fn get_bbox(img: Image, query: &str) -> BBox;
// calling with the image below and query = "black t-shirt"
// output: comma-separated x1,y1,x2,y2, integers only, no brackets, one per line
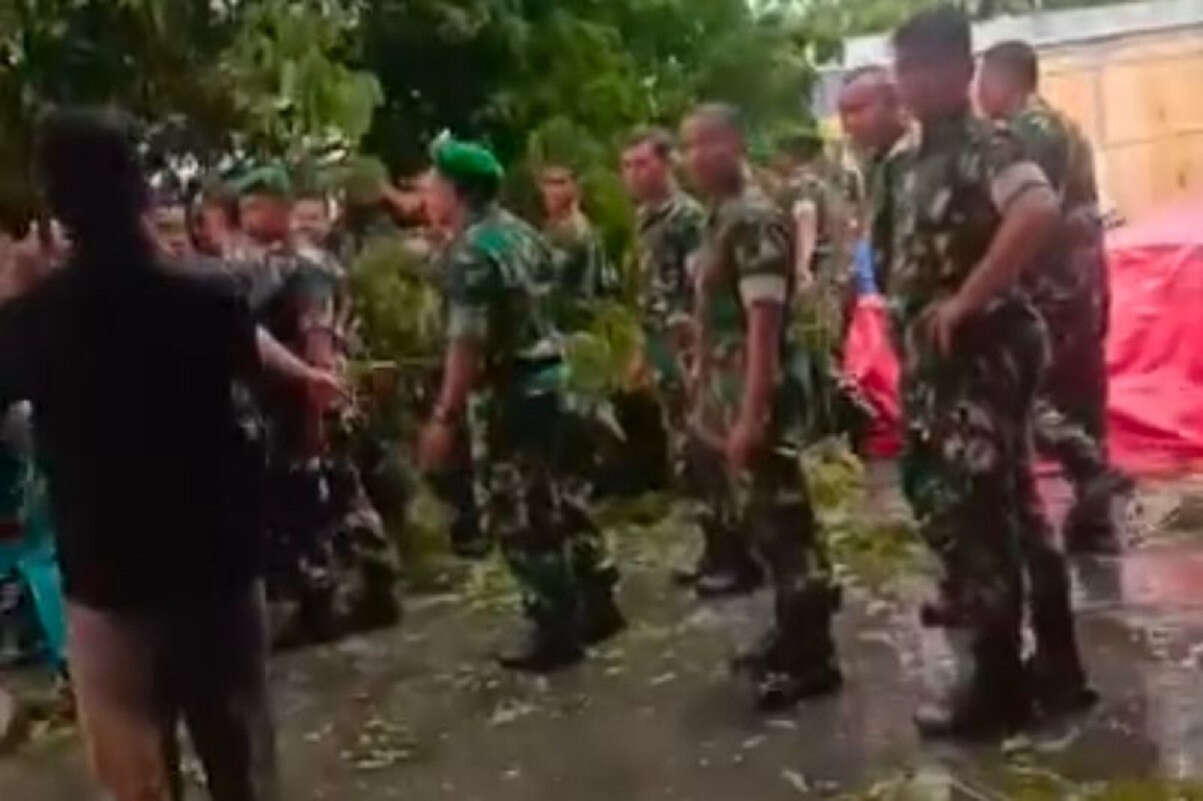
0,242,263,609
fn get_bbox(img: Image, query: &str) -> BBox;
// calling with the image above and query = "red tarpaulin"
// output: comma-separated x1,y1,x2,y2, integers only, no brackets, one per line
842,197,1203,474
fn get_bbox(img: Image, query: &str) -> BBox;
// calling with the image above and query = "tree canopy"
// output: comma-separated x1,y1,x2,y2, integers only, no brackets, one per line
0,0,1129,224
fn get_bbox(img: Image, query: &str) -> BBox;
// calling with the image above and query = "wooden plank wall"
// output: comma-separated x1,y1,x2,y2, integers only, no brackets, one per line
1040,26,1203,220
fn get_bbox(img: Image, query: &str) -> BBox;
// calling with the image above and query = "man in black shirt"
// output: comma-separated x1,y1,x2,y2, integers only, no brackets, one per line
2,108,341,801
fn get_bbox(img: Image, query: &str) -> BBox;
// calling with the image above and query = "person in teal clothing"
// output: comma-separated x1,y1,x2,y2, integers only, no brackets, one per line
0,401,67,674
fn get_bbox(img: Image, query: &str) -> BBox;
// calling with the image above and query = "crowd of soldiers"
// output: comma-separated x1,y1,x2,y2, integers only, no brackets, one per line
0,3,1132,756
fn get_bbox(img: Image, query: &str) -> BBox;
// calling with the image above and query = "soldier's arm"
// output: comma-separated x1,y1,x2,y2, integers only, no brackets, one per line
792,198,818,289
955,159,1059,317
432,249,489,420
256,327,345,407
734,214,790,435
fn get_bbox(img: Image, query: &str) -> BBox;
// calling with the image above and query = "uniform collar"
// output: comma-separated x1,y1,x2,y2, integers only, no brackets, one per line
637,187,681,228
918,104,973,153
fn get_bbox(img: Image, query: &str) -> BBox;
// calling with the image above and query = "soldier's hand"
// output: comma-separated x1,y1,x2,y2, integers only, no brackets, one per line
305,368,349,410
419,419,457,472
726,416,764,474
923,293,971,357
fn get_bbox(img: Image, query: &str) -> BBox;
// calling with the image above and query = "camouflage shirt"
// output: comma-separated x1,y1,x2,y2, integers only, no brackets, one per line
693,178,800,446
775,164,841,264
864,128,916,292
635,189,705,332
441,204,559,400
1010,95,1098,213
544,210,618,300
1008,95,1106,337
888,109,1050,331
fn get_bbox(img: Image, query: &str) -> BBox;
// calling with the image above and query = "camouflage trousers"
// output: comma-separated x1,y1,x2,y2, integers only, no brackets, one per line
1032,314,1111,489
683,431,834,628
897,304,1047,640
471,393,617,635
265,455,400,647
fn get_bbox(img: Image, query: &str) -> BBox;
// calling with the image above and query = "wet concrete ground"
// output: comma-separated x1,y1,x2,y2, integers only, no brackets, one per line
5,464,1203,799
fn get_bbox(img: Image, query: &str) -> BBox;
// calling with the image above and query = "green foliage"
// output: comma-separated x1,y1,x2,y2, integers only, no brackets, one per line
348,234,444,361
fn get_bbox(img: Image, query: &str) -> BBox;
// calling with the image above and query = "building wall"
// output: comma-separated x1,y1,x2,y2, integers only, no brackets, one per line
1029,25,1203,219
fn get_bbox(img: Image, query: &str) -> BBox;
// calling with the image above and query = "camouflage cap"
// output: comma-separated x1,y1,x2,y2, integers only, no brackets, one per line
430,133,504,190
230,161,292,197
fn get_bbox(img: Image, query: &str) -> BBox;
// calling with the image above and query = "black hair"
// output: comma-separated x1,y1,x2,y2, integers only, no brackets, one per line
685,102,746,140
892,5,973,65
982,40,1039,93
842,64,891,88
624,126,674,161
35,106,148,241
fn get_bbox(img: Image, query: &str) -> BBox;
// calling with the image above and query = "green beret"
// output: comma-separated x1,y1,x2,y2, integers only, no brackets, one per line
430,133,503,189
230,162,292,197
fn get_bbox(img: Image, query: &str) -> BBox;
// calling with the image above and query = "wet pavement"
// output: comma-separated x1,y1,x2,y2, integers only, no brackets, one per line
5,465,1203,800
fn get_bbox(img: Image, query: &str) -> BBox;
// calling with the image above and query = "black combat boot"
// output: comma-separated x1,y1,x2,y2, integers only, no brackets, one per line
1024,540,1097,716
1064,469,1134,555
733,586,843,712
578,567,627,646
497,611,584,673
914,623,1031,739
693,523,764,598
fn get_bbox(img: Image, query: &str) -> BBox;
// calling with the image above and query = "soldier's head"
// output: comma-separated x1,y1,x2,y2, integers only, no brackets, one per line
537,164,580,219
892,5,975,123
621,127,674,204
147,186,193,261
193,180,238,258
291,191,332,248
234,164,292,246
428,135,504,230
35,106,148,248
681,103,745,197
977,41,1039,120
838,65,905,154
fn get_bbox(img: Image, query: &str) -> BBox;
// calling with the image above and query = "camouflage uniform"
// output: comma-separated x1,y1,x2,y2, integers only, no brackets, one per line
440,205,619,652
863,129,916,293
543,210,619,327
1009,95,1126,548
888,111,1056,716
776,163,851,343
690,178,841,706
230,240,400,647
635,189,706,473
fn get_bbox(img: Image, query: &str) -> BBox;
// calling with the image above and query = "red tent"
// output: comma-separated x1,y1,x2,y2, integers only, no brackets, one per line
843,197,1203,474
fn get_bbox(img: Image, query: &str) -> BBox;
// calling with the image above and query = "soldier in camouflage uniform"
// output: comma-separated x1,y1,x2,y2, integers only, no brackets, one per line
890,8,1091,737
979,40,1131,554
228,165,400,647
419,136,624,672
837,65,914,294
681,104,842,711
538,163,620,322
619,127,749,589
771,129,853,342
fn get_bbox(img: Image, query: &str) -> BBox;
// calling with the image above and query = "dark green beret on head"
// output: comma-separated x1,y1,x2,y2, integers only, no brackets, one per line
430,133,503,197
231,162,292,197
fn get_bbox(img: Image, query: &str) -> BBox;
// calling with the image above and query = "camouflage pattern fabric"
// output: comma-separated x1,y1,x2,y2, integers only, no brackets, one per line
231,240,399,647
441,204,616,634
888,111,1052,636
863,129,916,294
543,210,620,327
776,164,852,342
1008,95,1114,492
690,177,834,629
634,190,706,476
